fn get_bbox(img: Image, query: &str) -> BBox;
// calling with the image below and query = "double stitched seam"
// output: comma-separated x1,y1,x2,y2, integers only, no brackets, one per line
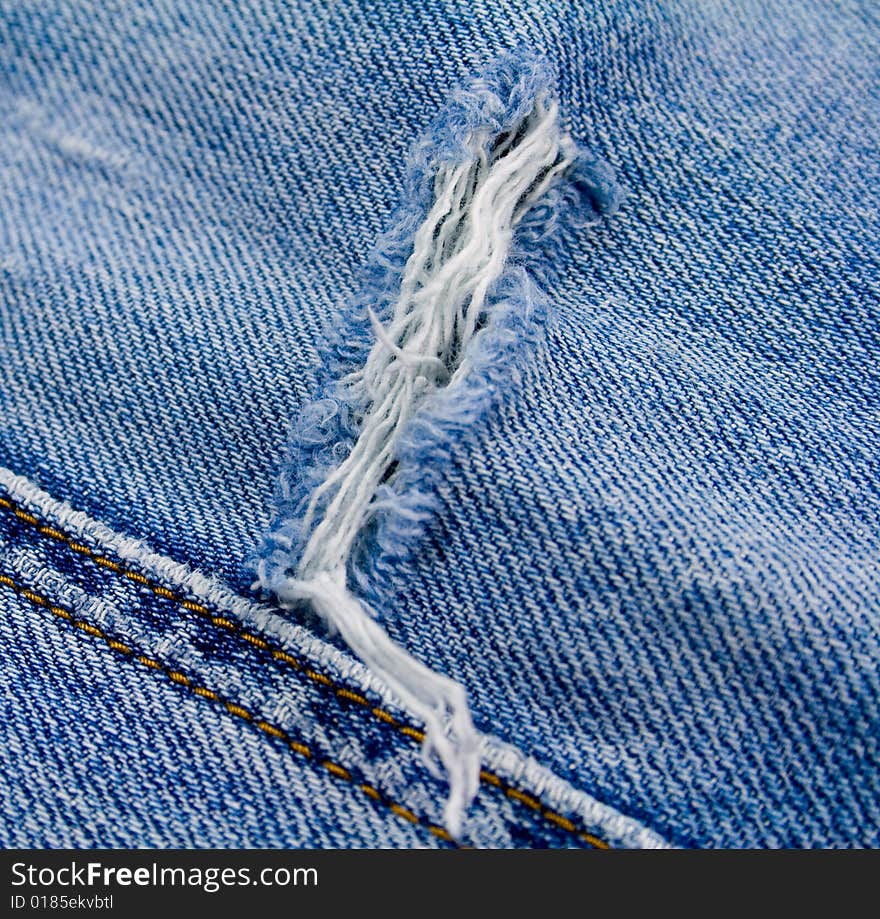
0,571,455,846
0,495,608,848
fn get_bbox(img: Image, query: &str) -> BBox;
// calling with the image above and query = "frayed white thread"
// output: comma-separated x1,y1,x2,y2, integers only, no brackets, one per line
273,570,479,837
273,97,575,838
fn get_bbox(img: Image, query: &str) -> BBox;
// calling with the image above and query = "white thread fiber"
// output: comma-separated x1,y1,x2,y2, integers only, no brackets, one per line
282,99,574,837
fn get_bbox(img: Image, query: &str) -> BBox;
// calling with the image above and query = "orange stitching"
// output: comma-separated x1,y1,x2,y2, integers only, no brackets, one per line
479,769,503,787
575,828,608,849
93,557,122,573
304,669,333,687
181,599,209,613
271,648,301,668
389,804,419,824
322,760,352,781
241,633,269,650
288,740,312,759
542,810,576,833
506,787,542,811
335,688,370,706
255,720,285,739
0,495,610,848
372,707,399,726
74,622,104,638
225,702,252,720
0,573,454,846
400,725,426,742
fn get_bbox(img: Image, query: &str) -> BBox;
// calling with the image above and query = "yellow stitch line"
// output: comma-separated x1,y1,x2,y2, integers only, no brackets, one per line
305,669,333,686
399,726,426,742
322,761,352,781
137,656,162,670
74,621,105,638
271,649,300,667
151,586,177,600
506,788,541,811
255,720,286,739
0,504,608,849
335,688,370,706
542,810,577,833
241,632,269,650
38,526,66,540
181,599,209,614
225,702,252,720
21,589,47,606
389,804,419,824
93,556,122,572
579,832,610,850
0,569,464,849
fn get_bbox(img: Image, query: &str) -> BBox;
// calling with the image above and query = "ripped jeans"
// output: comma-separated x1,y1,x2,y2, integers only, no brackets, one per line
1,0,878,848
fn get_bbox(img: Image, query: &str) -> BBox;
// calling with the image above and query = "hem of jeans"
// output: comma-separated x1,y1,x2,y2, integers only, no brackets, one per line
480,737,670,849
0,566,457,847
0,465,670,849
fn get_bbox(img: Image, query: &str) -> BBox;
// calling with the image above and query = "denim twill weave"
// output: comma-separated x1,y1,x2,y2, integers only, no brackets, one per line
0,1,877,847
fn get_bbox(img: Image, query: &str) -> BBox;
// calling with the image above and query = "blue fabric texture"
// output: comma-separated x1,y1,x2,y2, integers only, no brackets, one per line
1,1,878,847
2,470,661,847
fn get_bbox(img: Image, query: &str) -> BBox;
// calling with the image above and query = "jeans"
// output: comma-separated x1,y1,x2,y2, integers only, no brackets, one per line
1,0,877,848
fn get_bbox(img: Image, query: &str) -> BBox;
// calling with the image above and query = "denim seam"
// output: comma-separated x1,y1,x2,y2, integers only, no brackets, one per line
0,493,610,848
0,467,671,849
0,570,458,846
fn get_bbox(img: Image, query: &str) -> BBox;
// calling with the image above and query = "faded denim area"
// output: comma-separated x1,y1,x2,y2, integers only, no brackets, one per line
1,1,878,847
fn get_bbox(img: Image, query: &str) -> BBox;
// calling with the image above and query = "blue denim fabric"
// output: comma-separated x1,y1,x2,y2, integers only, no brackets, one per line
1,1,878,848
3,472,658,847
